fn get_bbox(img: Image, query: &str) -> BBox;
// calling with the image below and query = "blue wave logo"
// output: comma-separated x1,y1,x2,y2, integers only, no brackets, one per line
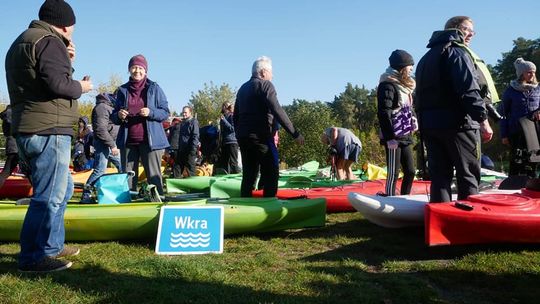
169,232,211,248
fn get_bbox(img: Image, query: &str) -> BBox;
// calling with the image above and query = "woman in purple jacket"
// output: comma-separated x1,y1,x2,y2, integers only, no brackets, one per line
499,58,540,177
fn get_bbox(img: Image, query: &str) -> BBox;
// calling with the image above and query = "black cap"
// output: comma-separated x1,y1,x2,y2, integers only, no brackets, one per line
389,49,414,71
39,0,76,27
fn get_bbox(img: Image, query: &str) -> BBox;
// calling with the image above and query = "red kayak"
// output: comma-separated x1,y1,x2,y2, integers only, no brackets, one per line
0,169,118,198
0,176,33,198
425,188,540,246
254,179,432,213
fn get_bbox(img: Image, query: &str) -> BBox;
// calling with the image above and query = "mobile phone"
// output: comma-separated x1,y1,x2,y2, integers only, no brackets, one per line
454,202,474,211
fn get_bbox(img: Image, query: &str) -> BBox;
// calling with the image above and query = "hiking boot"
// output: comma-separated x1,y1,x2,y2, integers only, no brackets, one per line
80,190,94,204
55,246,80,258
18,257,72,273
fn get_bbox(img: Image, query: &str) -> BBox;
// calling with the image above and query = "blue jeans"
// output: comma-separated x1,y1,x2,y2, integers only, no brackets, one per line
85,139,121,187
16,135,73,267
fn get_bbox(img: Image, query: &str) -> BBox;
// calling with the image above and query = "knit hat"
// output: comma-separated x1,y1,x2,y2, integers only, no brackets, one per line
78,116,89,126
38,0,76,27
389,49,414,71
514,58,536,78
128,54,148,71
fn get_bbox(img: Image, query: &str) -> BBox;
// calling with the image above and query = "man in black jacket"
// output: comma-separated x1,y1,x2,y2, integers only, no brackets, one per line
172,106,199,177
5,0,93,272
234,56,304,197
415,16,493,202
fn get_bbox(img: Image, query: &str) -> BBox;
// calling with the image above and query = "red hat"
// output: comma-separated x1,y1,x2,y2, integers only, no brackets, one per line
128,54,148,71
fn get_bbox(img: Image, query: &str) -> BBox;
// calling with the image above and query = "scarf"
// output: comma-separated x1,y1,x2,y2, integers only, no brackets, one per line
126,77,148,144
379,67,415,106
127,77,147,112
510,79,539,92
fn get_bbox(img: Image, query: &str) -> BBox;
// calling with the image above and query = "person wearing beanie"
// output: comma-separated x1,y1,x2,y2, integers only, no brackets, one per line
5,0,93,273
80,93,122,203
113,55,170,195
415,16,493,203
376,49,417,196
388,50,415,71
499,58,540,177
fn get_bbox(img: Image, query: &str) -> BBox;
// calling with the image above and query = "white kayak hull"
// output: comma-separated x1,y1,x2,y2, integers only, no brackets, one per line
348,189,518,228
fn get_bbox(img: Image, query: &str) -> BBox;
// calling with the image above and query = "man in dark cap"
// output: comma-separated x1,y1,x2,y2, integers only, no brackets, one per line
81,93,121,203
5,0,93,272
415,16,493,203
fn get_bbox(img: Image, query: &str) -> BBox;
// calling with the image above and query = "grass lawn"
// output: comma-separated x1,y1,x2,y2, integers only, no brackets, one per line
1,212,540,304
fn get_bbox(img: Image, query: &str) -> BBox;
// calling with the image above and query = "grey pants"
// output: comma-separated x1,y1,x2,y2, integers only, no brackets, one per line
122,143,164,195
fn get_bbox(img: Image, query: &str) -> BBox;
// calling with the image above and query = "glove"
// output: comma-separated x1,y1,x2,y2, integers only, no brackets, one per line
412,116,419,131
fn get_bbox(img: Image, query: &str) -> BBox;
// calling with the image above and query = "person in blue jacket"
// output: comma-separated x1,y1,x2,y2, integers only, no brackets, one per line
113,54,170,195
499,58,540,177
172,106,199,177
216,102,241,174
415,16,493,202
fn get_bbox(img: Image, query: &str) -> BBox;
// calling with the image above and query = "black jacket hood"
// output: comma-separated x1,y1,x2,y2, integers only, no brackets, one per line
426,29,465,48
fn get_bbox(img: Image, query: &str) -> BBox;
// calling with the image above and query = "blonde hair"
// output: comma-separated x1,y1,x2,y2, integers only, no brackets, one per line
520,73,539,85
398,68,416,89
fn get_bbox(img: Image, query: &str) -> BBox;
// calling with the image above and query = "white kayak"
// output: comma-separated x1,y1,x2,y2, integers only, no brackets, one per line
348,189,519,228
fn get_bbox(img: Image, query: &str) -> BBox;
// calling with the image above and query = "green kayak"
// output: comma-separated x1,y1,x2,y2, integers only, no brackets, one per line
209,177,356,198
0,197,326,241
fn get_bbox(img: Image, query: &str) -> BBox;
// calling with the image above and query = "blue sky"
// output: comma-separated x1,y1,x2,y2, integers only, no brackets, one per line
1,0,539,113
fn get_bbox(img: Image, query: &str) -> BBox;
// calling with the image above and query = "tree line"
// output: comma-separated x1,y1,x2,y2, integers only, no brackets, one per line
1,37,539,168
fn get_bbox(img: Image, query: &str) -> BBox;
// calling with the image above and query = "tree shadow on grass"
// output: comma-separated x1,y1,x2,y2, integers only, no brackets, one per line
0,260,323,303
301,263,540,304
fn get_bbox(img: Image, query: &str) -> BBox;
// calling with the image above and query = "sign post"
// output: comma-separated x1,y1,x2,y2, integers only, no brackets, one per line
155,206,224,255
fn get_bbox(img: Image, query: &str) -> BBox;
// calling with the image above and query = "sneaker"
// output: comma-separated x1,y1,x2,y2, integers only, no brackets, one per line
55,246,80,258
18,257,72,273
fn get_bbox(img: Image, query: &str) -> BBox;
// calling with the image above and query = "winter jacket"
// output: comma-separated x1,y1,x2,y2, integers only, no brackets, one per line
92,93,119,149
220,112,237,144
113,79,170,150
415,29,487,131
5,20,82,136
377,81,414,145
499,85,540,138
177,117,200,154
234,76,300,140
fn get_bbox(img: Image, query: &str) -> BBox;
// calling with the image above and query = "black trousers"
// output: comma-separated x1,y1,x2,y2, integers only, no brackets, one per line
174,150,197,178
238,136,279,197
423,128,481,202
217,143,241,174
384,143,415,196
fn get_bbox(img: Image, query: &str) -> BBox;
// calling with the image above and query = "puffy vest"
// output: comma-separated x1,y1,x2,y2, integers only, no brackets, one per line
5,20,78,135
